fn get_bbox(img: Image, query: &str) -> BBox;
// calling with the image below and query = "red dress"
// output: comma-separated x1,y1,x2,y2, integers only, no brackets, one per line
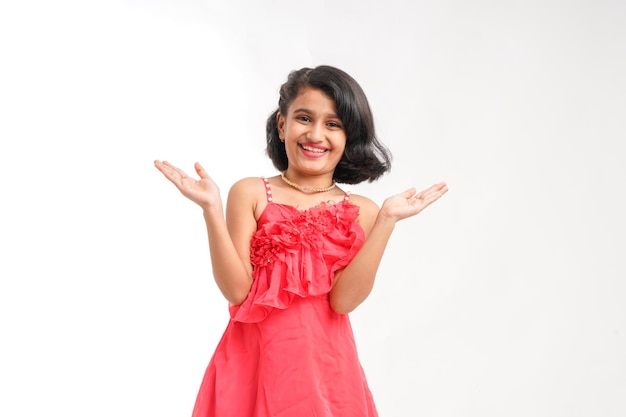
191,178,378,417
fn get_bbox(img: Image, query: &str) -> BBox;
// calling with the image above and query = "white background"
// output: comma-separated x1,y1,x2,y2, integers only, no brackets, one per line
1,1,624,416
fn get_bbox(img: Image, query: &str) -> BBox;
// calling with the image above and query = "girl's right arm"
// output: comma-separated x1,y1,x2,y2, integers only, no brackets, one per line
154,161,256,305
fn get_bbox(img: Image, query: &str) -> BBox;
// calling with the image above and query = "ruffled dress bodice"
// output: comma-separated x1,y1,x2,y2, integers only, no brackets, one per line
230,193,365,323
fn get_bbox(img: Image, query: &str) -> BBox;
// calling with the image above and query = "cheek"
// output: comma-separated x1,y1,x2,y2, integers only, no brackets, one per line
336,136,347,152
334,142,347,157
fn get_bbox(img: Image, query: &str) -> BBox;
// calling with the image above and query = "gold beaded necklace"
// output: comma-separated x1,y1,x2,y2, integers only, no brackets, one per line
280,171,337,193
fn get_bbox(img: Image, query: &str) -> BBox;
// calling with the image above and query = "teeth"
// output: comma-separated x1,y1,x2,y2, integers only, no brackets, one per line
301,145,326,153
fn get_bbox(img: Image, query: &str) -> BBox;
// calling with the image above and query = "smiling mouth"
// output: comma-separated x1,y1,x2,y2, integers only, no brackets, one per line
299,144,328,154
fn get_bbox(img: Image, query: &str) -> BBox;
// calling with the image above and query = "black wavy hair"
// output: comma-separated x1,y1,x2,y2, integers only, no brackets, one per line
265,65,392,184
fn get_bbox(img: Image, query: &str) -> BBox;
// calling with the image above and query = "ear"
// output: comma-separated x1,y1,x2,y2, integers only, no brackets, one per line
276,112,285,141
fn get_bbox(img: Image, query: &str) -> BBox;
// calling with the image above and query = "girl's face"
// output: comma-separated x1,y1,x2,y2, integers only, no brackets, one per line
277,87,346,178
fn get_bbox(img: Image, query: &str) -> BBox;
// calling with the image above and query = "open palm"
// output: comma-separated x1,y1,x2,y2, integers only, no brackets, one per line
154,160,221,209
380,182,448,222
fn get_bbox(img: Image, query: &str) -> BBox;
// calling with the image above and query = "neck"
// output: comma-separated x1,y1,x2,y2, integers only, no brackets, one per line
280,171,336,193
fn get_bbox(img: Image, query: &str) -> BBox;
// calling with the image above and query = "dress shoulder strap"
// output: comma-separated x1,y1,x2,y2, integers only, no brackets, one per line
343,191,351,202
262,177,273,202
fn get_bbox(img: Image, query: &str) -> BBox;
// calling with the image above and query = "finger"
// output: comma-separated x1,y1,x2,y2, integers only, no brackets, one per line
419,182,447,195
154,160,174,177
431,183,448,200
154,161,190,186
161,161,189,177
194,162,209,180
419,186,448,205
415,182,447,200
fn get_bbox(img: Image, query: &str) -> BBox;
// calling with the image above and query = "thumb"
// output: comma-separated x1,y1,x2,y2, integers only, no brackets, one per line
399,187,417,199
194,162,208,179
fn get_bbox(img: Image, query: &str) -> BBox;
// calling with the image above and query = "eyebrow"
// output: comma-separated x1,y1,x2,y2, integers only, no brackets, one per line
292,108,340,119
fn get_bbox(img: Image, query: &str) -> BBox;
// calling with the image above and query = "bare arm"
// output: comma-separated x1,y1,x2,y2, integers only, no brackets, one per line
329,182,448,314
154,161,255,304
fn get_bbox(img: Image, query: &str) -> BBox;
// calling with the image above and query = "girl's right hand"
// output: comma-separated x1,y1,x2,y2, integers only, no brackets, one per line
154,160,221,210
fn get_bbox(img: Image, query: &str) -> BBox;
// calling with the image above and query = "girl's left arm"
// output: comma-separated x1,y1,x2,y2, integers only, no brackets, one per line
329,182,448,314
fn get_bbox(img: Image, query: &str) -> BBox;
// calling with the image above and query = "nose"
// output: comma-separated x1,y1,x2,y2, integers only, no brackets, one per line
307,121,324,142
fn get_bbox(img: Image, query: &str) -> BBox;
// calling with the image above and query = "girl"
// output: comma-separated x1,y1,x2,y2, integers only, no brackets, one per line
155,65,447,417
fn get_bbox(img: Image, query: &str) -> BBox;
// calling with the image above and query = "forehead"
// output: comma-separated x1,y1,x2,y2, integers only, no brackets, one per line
288,87,338,114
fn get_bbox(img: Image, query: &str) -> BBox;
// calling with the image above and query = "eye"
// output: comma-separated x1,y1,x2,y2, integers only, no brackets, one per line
296,115,311,122
327,121,343,129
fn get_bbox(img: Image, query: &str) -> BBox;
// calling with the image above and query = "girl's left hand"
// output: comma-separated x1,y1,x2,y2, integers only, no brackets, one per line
380,182,448,222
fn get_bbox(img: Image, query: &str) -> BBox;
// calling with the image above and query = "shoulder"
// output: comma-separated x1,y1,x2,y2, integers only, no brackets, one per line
346,193,379,235
227,176,269,220
229,177,265,195
348,193,379,212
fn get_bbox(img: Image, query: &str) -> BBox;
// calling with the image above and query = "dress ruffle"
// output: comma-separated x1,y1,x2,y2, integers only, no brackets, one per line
229,200,365,323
